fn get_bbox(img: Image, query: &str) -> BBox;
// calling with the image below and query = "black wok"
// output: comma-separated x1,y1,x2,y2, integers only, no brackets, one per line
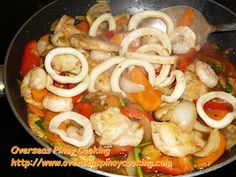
3,0,236,176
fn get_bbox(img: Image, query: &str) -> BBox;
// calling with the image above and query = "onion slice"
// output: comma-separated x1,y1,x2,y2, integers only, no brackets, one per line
120,76,144,93
194,129,220,157
194,121,212,133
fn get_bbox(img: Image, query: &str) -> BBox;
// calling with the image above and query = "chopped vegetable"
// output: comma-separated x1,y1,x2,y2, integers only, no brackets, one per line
134,147,143,177
205,109,228,120
73,102,93,118
121,107,154,121
35,119,45,130
28,104,45,118
98,146,133,159
31,89,48,102
20,40,41,77
203,101,232,111
137,141,153,149
105,95,120,107
177,48,196,71
129,67,161,112
224,83,233,93
76,21,89,33
119,98,128,107
141,144,162,161
177,7,195,27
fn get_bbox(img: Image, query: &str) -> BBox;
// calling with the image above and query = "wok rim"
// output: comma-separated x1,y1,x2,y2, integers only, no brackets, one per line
3,0,236,176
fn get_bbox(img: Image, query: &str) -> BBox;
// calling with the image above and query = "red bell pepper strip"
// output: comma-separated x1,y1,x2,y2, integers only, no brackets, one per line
203,101,233,111
97,146,133,159
121,107,154,121
73,102,93,118
20,40,41,77
177,48,196,71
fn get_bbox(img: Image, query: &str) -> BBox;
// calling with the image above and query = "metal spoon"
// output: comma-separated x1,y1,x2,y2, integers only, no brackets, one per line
140,6,236,46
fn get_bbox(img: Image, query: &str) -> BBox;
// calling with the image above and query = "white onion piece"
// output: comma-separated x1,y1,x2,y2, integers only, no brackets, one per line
49,111,94,147
89,13,116,37
172,100,197,132
196,91,236,129
120,27,172,56
161,70,186,102
46,75,90,97
44,47,88,84
194,129,220,157
111,59,155,96
120,76,144,93
89,56,125,92
90,50,113,61
125,52,177,64
194,121,212,133
128,10,174,34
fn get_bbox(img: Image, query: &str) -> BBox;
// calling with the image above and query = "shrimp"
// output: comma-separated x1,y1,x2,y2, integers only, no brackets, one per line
51,54,81,74
151,122,205,157
20,67,47,106
90,107,144,146
195,60,219,88
70,34,120,52
94,71,112,92
42,93,73,112
169,26,196,54
51,15,84,47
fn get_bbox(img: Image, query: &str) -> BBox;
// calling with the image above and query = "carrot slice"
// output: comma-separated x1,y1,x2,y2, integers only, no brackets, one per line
177,7,195,27
28,104,45,117
31,89,48,102
129,67,161,111
44,111,58,122
76,21,89,33
205,109,228,120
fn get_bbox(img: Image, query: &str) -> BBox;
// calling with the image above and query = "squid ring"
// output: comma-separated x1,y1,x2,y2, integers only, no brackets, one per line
196,91,236,129
89,13,116,37
45,47,88,84
120,27,172,56
49,111,95,147
161,70,186,102
89,56,125,92
128,10,174,34
46,75,90,97
110,59,155,96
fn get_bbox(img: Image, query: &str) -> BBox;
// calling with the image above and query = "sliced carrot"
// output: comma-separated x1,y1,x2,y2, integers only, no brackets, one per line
129,67,161,111
195,133,226,169
76,21,89,33
177,7,195,27
31,89,48,102
205,109,228,120
46,132,64,143
105,95,120,107
44,111,58,122
40,34,50,41
28,104,45,117
110,32,127,45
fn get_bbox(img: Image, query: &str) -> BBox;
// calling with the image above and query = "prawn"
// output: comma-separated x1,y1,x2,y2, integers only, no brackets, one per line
195,60,218,88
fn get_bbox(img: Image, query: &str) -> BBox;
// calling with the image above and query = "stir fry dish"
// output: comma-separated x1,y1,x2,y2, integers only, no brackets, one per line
19,2,236,176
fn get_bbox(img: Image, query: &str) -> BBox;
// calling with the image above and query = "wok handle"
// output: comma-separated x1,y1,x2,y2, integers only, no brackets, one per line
215,22,236,32
0,65,5,96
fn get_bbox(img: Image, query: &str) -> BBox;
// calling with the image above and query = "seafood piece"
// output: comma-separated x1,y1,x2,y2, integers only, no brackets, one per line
196,91,236,129
128,10,174,34
42,93,73,112
151,121,205,157
70,34,120,52
90,107,144,146
195,60,218,88
44,47,88,84
89,13,116,37
120,27,172,56
169,26,196,54
94,71,112,92
49,111,95,147
90,50,113,61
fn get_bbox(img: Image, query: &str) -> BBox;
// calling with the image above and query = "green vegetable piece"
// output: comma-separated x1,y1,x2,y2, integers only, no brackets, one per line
137,141,153,149
119,98,128,107
35,119,45,130
224,83,233,93
134,147,143,177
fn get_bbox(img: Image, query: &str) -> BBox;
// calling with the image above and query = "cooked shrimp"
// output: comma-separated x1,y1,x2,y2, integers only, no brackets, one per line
94,71,112,92
169,26,196,54
90,107,144,146
20,67,47,100
42,93,73,112
70,34,120,52
195,60,219,88
151,122,205,157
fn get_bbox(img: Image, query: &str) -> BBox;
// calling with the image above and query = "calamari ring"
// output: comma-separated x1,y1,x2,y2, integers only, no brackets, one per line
120,27,172,56
110,59,155,96
128,10,174,34
46,75,90,97
89,13,116,37
49,111,94,147
45,47,88,84
196,91,236,129
161,70,186,102
89,56,125,92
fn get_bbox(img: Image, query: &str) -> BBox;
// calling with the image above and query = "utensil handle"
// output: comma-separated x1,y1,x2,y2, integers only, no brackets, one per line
215,22,236,32
0,65,5,96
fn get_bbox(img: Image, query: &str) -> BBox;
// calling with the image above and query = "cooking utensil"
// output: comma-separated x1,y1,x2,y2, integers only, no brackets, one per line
2,0,236,176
